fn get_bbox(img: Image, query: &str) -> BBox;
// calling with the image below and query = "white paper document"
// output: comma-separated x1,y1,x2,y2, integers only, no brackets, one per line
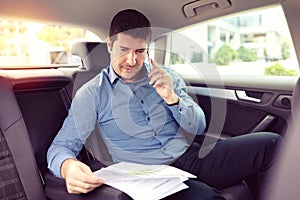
93,162,196,200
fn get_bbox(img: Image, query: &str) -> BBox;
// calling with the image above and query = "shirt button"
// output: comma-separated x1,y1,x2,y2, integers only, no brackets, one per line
147,117,150,121
153,132,156,136
141,100,144,104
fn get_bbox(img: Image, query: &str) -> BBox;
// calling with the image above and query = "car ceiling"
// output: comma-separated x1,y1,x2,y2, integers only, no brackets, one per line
0,0,283,38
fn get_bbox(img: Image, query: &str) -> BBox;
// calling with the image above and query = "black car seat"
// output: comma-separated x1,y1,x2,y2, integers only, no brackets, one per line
43,42,130,200
71,41,110,72
71,41,113,163
0,76,46,200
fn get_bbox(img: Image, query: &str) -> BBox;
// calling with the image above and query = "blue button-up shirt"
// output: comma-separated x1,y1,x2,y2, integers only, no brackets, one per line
47,64,206,178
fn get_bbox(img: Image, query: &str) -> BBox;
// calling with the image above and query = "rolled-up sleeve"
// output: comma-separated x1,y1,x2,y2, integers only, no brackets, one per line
165,68,206,135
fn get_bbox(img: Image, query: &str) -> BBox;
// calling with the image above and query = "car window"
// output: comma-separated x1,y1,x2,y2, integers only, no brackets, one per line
0,19,101,68
166,6,298,77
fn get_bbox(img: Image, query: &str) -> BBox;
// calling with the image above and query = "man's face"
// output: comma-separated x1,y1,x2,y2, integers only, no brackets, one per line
108,33,148,82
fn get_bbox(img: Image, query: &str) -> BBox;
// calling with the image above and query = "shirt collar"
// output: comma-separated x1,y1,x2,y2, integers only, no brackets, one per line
108,65,119,84
108,64,149,84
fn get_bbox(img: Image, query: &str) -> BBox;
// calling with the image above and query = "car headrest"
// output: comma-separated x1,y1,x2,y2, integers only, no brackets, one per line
71,42,110,71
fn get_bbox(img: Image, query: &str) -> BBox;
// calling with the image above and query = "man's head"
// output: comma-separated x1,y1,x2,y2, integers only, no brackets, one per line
107,9,152,82
108,9,152,46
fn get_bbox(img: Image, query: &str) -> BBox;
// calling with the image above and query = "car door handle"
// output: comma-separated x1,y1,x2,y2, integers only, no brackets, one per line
235,90,261,103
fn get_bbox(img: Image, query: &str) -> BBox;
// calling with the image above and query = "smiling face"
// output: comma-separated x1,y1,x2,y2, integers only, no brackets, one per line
108,33,148,82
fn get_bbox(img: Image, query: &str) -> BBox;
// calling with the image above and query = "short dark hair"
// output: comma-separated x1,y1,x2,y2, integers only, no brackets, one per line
109,9,152,43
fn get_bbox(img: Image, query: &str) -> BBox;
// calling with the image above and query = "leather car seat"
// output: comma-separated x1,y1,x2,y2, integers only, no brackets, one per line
44,42,130,200
0,76,46,200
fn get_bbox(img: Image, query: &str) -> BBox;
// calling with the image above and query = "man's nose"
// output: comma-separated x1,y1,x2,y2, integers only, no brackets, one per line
126,51,137,66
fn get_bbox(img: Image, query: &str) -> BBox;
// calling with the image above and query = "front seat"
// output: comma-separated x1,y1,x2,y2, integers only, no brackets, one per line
0,76,46,200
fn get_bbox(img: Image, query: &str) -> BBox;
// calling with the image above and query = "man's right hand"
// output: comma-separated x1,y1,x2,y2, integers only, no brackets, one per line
61,158,103,194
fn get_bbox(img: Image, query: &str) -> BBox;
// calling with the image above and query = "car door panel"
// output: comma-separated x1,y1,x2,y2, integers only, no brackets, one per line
185,75,296,139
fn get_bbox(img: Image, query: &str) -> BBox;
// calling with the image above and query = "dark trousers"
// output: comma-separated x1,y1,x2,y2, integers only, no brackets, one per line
81,132,280,200
167,132,281,200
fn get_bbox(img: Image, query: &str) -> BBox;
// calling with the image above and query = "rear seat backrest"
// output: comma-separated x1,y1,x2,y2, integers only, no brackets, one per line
42,42,130,199
0,76,46,200
71,41,110,71
71,41,113,163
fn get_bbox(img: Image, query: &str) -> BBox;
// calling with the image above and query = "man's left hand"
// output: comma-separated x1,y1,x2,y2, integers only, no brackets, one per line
148,59,179,105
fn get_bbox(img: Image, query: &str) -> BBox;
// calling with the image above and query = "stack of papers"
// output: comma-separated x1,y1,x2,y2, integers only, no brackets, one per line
93,162,196,200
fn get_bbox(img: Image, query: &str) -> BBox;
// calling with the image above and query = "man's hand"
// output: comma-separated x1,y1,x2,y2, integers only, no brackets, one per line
148,59,179,105
61,158,103,194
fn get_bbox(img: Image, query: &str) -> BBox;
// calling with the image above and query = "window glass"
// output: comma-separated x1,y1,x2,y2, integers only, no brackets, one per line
168,6,299,77
0,19,101,67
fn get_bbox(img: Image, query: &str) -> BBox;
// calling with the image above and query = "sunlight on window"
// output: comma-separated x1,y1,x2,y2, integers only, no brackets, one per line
0,20,100,67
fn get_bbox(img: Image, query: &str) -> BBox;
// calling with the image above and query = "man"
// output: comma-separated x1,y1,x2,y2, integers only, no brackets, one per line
47,9,280,199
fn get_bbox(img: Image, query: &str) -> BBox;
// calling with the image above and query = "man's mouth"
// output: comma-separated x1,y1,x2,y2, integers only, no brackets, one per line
124,66,135,71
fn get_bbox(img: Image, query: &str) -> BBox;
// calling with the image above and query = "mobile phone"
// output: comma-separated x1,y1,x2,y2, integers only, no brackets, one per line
145,51,153,73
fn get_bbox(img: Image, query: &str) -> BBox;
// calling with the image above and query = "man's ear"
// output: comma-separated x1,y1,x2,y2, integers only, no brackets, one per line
107,38,112,53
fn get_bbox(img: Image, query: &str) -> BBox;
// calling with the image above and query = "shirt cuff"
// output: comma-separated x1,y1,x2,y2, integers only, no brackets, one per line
168,97,189,116
48,153,76,178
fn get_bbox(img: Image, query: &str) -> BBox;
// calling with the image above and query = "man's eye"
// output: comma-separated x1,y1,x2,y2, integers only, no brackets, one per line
137,49,145,54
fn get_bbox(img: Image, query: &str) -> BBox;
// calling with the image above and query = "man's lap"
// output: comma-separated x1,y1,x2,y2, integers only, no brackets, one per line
163,179,225,200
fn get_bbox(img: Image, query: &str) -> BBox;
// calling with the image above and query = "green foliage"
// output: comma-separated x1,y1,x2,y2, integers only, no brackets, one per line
264,62,297,76
190,52,203,63
281,41,290,60
213,45,236,65
237,46,257,62
36,25,86,52
170,52,185,64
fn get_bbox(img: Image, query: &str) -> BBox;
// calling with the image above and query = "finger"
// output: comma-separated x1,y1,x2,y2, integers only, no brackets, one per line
150,59,159,69
149,73,164,85
71,177,102,189
67,183,97,194
77,172,103,185
78,163,103,184
153,78,169,89
66,168,103,193
80,167,98,178
148,59,162,77
153,76,170,88
148,68,161,78
67,177,103,194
